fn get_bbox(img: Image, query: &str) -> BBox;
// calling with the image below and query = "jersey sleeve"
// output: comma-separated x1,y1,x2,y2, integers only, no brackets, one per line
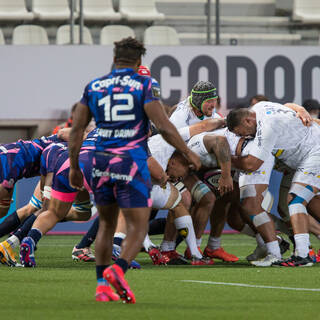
249,119,277,161
169,107,189,129
177,126,191,141
144,77,161,105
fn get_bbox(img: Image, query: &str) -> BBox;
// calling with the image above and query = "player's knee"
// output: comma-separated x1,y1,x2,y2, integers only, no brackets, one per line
288,184,315,217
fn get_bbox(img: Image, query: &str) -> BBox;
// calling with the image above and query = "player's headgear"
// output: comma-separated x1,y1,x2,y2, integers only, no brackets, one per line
190,81,218,113
138,65,151,76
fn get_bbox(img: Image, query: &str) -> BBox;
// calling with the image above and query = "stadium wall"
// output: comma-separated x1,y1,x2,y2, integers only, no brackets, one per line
1,46,319,122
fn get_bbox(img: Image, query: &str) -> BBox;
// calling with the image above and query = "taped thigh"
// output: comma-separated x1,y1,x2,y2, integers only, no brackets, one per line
29,194,43,210
261,190,274,213
190,181,211,203
288,184,314,216
239,185,256,201
72,200,93,213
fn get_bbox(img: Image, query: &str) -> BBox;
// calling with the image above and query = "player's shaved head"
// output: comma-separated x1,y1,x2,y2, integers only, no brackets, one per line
114,37,146,65
226,108,251,131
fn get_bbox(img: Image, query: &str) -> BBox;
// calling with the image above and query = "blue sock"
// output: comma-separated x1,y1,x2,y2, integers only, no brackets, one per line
28,228,42,245
14,214,37,242
0,211,20,237
76,217,99,249
113,235,125,247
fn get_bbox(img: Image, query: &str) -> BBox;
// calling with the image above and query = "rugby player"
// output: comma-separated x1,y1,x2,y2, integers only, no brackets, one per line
227,102,320,266
67,37,201,303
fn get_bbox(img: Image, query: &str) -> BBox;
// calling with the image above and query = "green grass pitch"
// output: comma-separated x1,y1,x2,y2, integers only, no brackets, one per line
0,234,319,320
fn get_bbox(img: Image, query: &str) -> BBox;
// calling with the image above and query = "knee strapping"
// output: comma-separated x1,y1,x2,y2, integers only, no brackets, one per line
29,194,43,210
191,181,211,203
251,211,271,227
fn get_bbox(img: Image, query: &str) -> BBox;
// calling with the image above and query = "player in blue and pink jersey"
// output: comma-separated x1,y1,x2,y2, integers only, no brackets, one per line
65,37,200,303
0,134,62,219
19,145,94,267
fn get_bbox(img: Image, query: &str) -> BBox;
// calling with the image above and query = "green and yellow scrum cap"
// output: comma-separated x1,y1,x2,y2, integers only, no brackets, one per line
189,80,218,113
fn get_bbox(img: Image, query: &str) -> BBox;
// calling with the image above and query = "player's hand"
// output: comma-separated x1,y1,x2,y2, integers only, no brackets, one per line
159,173,169,188
184,150,201,171
69,167,84,190
296,108,312,126
218,175,233,196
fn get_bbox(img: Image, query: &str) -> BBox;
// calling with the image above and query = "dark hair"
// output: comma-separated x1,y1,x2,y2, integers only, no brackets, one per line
249,94,269,106
302,99,320,111
226,108,250,131
114,37,146,65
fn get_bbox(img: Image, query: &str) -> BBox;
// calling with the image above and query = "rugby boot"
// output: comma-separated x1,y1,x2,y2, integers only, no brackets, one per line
20,237,36,267
95,285,120,302
103,265,136,304
204,246,239,262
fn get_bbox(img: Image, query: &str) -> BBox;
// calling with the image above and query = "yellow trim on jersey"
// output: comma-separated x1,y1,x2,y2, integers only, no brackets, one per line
275,149,284,158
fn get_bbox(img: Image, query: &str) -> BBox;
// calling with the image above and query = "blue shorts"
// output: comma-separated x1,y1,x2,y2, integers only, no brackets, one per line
51,149,93,202
91,152,152,208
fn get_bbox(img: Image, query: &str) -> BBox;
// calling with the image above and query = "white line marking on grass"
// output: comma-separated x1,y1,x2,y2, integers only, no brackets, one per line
181,280,320,292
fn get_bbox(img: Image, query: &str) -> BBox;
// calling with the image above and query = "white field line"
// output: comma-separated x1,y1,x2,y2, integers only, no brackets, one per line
181,280,320,292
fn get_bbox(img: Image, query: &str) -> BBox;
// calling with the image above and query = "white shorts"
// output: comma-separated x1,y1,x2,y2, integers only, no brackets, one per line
187,132,218,168
151,182,178,209
238,141,275,187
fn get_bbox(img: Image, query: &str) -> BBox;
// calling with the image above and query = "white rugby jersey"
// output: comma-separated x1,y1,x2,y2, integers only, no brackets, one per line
249,101,320,169
187,128,240,168
169,97,222,141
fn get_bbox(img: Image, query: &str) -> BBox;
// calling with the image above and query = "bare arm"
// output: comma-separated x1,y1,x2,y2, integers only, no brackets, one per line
144,100,201,171
57,128,72,141
188,118,226,138
68,103,92,189
147,156,168,187
203,135,233,195
231,154,264,172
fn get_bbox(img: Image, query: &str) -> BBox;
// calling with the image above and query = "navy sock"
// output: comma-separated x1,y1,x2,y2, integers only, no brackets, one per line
115,258,129,274
0,211,20,237
96,265,109,280
76,217,99,249
113,236,124,247
28,228,42,245
14,214,37,242
148,218,166,235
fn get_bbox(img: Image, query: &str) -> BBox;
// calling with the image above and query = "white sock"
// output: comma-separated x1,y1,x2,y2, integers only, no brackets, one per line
160,240,175,252
240,224,256,237
208,236,221,250
174,215,202,259
7,235,20,249
256,233,265,247
143,234,155,251
266,240,281,259
196,238,202,247
294,233,309,258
